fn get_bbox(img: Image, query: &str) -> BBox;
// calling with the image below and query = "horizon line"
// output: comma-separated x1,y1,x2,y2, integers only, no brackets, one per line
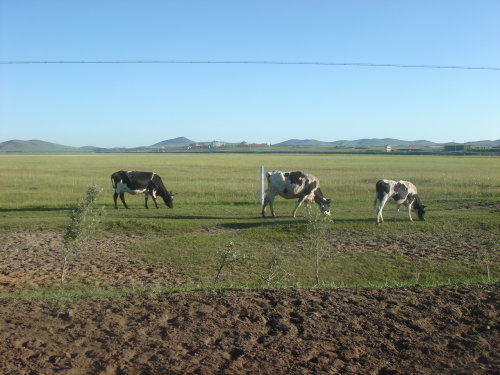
2,137,499,149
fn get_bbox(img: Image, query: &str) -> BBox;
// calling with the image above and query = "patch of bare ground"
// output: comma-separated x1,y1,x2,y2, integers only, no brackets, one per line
0,285,498,374
449,200,500,213
0,230,185,292
0,229,498,374
1,227,497,293
328,230,499,262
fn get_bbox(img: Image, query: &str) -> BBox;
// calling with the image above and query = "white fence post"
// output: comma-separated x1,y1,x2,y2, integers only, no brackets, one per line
260,166,265,205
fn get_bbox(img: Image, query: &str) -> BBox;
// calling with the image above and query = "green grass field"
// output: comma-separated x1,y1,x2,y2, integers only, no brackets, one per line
0,153,499,297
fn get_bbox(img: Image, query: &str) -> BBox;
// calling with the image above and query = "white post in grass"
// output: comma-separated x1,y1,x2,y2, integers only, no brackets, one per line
260,166,265,205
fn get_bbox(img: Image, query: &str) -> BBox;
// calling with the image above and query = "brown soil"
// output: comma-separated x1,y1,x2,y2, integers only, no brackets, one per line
327,229,498,261
0,230,185,292
0,286,497,374
0,231,498,374
1,228,497,292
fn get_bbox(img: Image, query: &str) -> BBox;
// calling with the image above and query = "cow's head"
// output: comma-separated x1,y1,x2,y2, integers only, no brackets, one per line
314,189,331,216
319,198,332,216
413,196,426,221
417,205,426,221
161,191,175,208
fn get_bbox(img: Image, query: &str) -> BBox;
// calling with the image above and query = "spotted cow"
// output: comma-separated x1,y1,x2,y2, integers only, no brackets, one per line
262,171,331,218
111,171,174,209
374,179,426,223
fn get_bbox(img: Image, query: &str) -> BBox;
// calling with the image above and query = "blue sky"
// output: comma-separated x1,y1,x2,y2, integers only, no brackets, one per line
1,1,499,148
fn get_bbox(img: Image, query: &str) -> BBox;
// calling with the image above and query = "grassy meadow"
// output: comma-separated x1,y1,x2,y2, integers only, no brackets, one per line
0,153,498,297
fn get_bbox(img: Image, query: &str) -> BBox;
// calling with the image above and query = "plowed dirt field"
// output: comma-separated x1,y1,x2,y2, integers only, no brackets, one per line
0,231,498,374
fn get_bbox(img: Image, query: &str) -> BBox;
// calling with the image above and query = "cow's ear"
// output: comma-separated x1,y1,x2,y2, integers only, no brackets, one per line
326,199,332,203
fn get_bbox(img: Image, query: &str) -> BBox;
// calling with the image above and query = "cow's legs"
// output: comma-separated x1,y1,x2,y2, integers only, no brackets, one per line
262,193,276,217
113,192,119,209
376,196,389,224
406,202,414,221
261,197,268,217
146,185,160,209
119,193,129,209
151,196,159,208
292,196,309,218
150,192,160,208
269,198,276,217
145,190,159,208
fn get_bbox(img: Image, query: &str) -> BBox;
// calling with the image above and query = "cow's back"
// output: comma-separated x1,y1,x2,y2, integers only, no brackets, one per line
268,171,319,198
401,180,418,195
112,171,154,190
376,179,418,203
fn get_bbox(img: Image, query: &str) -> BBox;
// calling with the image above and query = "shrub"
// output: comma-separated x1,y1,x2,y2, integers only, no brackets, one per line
61,184,105,285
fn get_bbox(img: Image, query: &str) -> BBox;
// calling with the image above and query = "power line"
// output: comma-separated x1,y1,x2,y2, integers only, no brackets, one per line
0,60,499,71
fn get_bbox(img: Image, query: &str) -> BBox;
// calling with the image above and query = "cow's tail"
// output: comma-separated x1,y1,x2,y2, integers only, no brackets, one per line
374,180,385,209
266,171,272,183
111,173,117,189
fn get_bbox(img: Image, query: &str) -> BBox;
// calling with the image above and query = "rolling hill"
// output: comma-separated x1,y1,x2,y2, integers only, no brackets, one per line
275,138,440,147
150,137,195,147
1,137,499,153
466,140,500,147
0,140,85,153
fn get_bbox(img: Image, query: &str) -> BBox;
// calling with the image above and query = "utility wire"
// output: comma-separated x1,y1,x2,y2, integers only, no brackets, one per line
0,60,499,71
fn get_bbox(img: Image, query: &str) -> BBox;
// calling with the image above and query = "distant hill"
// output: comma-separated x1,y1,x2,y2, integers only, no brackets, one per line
1,137,499,153
150,137,195,147
0,139,85,153
274,138,438,147
465,140,500,147
276,138,500,147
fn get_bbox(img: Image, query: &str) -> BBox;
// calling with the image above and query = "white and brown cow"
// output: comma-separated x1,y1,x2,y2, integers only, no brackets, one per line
111,171,174,209
374,179,426,224
262,171,331,218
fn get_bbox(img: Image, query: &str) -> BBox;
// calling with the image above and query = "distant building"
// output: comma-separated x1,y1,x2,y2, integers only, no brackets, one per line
189,141,225,148
385,145,392,152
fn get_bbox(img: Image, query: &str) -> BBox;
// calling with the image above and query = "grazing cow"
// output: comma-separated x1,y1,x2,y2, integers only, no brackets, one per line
111,171,174,209
262,171,331,218
374,179,426,224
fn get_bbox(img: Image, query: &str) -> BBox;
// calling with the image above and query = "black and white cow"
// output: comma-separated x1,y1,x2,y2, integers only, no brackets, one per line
374,179,426,224
262,171,331,218
111,171,174,209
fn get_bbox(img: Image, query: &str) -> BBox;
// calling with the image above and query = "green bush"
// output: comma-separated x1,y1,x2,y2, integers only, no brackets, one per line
61,184,105,285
